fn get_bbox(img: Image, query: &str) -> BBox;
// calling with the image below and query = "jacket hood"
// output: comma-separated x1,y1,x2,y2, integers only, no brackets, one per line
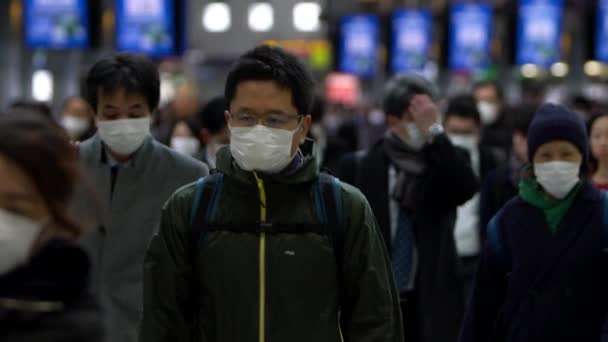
216,138,320,185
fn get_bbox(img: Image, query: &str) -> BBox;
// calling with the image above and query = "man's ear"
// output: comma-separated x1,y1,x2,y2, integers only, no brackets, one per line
299,115,312,144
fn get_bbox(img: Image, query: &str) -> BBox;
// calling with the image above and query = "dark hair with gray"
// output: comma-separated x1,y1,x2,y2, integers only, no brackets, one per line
382,74,439,118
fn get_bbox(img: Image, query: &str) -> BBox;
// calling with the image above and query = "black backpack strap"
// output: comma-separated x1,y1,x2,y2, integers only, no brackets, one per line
315,173,347,311
189,172,224,262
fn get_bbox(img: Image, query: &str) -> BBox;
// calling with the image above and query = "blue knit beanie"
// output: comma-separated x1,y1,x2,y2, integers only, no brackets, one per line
527,103,589,163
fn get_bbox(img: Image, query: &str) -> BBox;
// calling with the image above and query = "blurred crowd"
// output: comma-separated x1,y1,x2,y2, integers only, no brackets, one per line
1,46,608,342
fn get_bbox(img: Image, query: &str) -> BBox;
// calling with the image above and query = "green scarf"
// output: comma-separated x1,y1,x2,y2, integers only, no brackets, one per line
518,178,583,235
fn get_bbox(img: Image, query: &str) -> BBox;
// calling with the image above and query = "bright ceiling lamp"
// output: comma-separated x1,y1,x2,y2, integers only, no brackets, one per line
32,69,53,102
249,3,274,32
293,2,321,32
202,2,231,32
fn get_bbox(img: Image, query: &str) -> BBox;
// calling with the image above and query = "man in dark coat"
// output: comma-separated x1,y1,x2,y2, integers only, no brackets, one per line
338,74,478,342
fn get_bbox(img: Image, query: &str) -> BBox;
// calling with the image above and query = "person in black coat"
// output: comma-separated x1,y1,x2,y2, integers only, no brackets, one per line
480,105,536,232
443,95,506,297
460,104,608,342
338,74,478,342
0,112,103,342
473,80,512,156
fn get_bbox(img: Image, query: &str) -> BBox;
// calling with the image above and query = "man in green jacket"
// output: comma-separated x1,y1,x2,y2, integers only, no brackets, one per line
139,46,403,342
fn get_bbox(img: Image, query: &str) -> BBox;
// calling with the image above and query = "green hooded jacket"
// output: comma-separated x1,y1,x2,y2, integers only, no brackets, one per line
139,142,403,342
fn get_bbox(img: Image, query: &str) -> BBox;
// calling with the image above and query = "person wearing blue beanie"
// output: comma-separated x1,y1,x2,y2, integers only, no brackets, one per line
460,104,608,342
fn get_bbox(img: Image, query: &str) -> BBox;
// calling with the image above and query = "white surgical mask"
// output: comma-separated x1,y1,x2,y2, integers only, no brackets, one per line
477,101,500,125
97,117,150,155
61,116,90,139
448,134,479,152
405,122,426,150
0,209,44,275
534,161,581,199
171,136,200,157
230,124,299,174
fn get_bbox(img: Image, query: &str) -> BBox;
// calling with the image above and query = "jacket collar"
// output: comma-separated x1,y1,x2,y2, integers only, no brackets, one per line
82,134,155,173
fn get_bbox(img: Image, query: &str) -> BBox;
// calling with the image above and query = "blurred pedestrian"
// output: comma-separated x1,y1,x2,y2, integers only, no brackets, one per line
0,112,103,341
309,95,351,173
460,104,608,342
140,46,403,342
197,96,230,168
589,114,608,190
78,53,209,342
473,80,512,155
480,105,535,231
444,94,506,297
169,119,203,158
338,74,478,342
60,96,96,141
152,82,202,145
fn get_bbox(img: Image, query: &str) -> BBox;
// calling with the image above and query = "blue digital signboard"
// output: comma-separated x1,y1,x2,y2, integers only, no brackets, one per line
339,14,379,78
116,0,176,57
25,0,89,49
449,4,493,71
516,0,564,66
391,9,432,73
596,0,608,62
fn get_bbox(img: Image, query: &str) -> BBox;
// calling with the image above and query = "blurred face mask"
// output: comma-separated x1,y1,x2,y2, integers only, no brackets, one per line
534,161,581,199
404,122,425,150
171,137,200,157
448,134,479,152
0,208,44,275
61,116,89,139
97,117,150,155
477,101,500,125
230,124,299,174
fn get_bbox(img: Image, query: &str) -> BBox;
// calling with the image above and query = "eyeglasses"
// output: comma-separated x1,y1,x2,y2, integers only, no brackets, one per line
231,112,303,129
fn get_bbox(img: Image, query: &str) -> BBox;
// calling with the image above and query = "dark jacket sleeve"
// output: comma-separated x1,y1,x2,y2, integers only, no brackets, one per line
419,134,479,212
459,216,508,342
139,184,197,342
340,184,404,342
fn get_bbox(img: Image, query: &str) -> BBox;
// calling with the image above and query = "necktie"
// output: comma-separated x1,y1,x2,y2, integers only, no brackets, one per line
391,207,415,291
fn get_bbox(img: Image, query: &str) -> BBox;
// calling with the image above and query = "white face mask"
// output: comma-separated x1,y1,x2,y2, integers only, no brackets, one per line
448,134,479,152
404,122,426,150
230,124,299,174
171,136,200,157
97,117,150,155
61,116,90,139
477,101,500,125
534,161,581,199
0,209,44,275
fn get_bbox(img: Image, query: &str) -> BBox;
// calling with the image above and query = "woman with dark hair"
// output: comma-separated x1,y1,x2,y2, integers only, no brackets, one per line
0,112,103,341
588,113,608,190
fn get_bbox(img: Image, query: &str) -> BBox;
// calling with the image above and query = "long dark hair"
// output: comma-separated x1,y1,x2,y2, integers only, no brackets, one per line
0,112,83,237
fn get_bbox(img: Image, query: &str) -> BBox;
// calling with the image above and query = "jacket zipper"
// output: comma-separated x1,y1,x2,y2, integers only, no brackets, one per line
253,172,267,342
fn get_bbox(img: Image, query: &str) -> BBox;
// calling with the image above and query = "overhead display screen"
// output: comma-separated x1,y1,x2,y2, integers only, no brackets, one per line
516,0,564,66
448,3,493,71
339,14,379,78
25,0,90,49
391,9,432,73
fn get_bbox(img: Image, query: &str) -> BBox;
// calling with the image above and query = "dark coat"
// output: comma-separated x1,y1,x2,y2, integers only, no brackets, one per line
0,240,104,342
460,182,608,342
338,134,479,342
479,164,520,236
480,113,512,156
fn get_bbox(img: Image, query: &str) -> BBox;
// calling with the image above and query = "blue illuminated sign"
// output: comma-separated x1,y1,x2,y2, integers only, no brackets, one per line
339,14,379,78
25,0,89,49
449,4,493,71
391,9,432,73
596,0,608,62
516,0,564,66
116,0,176,57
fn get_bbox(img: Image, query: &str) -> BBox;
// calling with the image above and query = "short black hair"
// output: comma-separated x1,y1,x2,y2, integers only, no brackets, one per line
383,74,438,118
445,95,481,126
7,100,52,119
512,104,536,136
473,80,504,101
198,96,228,135
224,45,315,115
85,53,160,112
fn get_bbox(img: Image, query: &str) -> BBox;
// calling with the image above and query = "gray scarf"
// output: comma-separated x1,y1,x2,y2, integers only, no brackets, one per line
383,132,427,209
